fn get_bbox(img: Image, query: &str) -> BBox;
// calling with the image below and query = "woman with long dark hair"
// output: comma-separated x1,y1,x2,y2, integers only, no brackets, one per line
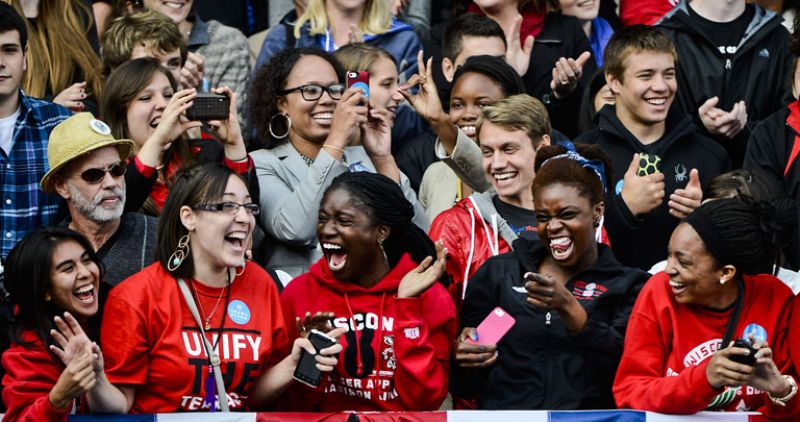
2,227,124,420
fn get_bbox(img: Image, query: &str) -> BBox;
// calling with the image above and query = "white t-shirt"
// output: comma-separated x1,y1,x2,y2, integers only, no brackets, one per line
0,107,21,155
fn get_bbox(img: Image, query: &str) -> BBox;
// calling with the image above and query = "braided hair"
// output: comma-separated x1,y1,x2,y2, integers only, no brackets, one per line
324,172,438,271
686,198,797,275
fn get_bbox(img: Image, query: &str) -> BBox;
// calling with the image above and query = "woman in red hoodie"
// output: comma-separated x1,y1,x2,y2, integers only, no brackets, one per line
1,227,125,421
280,171,457,411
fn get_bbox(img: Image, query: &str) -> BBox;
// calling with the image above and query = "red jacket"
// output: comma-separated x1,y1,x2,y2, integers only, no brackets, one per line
1,331,75,421
279,253,456,411
614,273,800,418
429,196,513,308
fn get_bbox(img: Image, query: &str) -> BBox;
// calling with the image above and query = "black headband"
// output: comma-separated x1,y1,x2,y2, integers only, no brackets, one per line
684,208,733,266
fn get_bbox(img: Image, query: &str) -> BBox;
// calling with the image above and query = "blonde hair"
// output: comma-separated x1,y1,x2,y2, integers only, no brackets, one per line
4,0,103,99
333,43,395,73
477,94,551,147
295,0,391,39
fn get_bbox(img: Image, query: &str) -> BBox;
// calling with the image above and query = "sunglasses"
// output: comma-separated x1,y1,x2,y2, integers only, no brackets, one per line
79,162,127,183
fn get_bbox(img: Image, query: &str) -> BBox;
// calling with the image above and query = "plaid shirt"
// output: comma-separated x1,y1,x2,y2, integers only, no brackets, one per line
0,92,71,260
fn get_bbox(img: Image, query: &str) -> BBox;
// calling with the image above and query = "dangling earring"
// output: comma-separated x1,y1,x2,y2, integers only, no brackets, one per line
592,220,600,228
378,238,389,266
720,277,727,285
168,234,190,271
269,113,292,139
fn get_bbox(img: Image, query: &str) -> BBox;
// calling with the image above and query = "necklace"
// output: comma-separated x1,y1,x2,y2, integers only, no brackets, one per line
298,152,314,166
190,278,228,330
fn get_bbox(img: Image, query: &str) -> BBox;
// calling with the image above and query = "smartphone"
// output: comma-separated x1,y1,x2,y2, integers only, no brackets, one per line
293,329,337,388
637,153,662,176
729,338,757,366
346,71,370,106
186,93,230,121
466,307,516,346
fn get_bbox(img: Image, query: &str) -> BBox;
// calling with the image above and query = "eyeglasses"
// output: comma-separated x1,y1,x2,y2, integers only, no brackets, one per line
280,83,346,101
193,202,261,216
78,162,127,183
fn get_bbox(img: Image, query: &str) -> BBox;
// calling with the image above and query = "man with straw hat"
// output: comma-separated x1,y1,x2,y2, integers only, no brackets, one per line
42,113,157,286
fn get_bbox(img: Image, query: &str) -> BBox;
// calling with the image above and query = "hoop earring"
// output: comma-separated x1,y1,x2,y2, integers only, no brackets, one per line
378,238,389,266
269,113,292,139
168,234,190,271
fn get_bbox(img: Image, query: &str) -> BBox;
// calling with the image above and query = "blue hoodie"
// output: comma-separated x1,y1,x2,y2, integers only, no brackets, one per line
255,16,421,84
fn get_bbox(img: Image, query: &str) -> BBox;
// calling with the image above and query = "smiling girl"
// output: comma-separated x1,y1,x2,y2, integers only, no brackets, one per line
2,227,124,420
452,142,648,409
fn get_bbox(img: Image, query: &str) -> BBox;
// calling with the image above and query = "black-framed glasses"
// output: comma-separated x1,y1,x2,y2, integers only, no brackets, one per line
280,83,345,101
194,201,261,216
79,162,127,183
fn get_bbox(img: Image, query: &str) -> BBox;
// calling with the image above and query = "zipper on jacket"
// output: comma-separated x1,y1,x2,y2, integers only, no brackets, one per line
545,311,551,326
725,58,732,70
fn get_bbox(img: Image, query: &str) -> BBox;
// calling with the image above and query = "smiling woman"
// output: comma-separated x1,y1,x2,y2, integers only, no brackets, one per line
452,142,649,410
100,163,345,413
1,227,126,420
279,171,456,411
249,47,427,280
614,197,800,417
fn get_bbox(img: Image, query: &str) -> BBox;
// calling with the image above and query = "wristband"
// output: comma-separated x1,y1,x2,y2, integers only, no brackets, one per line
768,375,798,406
322,144,345,154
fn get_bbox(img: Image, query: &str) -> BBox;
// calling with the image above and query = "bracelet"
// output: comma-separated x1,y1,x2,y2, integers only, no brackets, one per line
227,154,249,162
768,375,798,406
322,144,345,154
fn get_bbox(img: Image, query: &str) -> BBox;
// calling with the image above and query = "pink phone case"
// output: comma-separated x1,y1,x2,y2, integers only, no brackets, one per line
467,307,516,345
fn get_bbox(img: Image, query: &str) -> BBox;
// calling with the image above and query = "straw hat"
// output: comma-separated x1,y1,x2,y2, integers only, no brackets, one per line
41,113,134,194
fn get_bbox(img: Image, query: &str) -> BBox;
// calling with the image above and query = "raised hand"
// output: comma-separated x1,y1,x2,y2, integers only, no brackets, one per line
668,168,702,219
455,327,498,368
504,15,534,77
327,87,368,150
207,86,248,162
50,312,93,367
347,23,364,44
698,97,748,139
180,52,205,89
550,52,592,99
53,81,87,112
397,241,447,299
399,50,448,125
524,272,574,311
620,153,666,217
362,108,393,158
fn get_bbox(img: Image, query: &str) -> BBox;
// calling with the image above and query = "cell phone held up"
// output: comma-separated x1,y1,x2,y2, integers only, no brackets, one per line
293,329,337,388
466,307,516,346
346,70,370,107
729,338,757,366
186,93,230,121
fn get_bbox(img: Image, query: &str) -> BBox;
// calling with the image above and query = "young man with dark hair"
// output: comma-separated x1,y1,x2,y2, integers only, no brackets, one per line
0,3,72,260
576,25,730,270
658,0,793,167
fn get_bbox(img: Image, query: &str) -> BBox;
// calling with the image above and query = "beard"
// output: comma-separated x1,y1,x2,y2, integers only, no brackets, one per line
67,183,126,223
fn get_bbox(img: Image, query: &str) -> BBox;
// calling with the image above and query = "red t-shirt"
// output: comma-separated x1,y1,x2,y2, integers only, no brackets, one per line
101,262,289,412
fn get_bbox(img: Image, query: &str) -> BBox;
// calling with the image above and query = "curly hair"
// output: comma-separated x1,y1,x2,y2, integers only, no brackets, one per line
249,48,344,150
532,143,613,205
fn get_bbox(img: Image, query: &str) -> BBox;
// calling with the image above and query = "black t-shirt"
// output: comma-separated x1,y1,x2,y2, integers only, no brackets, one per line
492,197,539,240
687,4,754,58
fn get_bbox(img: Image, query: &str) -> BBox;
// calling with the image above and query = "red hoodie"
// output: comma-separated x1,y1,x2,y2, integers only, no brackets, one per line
279,253,456,411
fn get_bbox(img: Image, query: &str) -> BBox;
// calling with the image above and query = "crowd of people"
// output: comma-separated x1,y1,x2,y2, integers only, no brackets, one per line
1,0,800,419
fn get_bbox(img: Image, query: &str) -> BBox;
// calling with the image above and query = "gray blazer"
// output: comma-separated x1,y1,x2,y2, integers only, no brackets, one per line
252,142,429,278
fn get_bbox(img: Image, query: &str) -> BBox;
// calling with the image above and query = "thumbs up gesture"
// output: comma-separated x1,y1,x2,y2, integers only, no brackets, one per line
668,168,703,219
550,51,592,99
620,153,666,217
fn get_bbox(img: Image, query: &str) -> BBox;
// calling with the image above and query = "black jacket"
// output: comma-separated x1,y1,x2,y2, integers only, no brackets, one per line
744,103,800,269
657,1,793,167
452,237,648,409
576,105,730,270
